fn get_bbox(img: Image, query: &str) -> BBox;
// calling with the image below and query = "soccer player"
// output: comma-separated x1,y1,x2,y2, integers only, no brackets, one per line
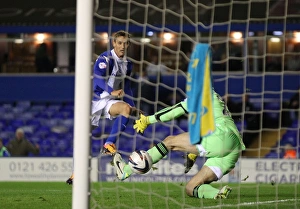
114,90,246,199
66,30,139,184
91,30,139,155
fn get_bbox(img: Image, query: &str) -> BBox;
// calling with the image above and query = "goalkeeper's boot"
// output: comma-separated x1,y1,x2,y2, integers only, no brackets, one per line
113,152,130,181
133,114,150,134
66,174,74,185
102,143,117,155
184,153,197,173
214,185,232,199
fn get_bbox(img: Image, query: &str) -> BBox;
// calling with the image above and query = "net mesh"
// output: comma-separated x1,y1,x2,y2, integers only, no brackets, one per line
90,0,300,208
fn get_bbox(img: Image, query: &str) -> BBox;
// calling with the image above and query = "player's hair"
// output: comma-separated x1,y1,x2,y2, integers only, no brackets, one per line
113,30,131,44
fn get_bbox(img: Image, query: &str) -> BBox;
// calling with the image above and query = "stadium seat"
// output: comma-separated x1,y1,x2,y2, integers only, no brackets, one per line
47,104,62,112
39,139,53,153
2,113,14,123
280,129,298,147
16,101,31,109
265,151,280,159
91,139,102,156
0,131,14,143
12,106,27,115
263,102,280,128
56,140,70,152
19,112,36,122
26,118,42,128
35,126,51,139
30,136,41,144
11,119,25,129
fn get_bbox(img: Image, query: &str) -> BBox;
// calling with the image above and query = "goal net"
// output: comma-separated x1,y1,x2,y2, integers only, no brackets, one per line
86,0,300,208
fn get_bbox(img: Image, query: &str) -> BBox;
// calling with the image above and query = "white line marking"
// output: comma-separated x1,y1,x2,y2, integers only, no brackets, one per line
200,198,299,208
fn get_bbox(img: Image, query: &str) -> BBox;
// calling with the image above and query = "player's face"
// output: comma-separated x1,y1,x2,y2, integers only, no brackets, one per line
113,36,130,58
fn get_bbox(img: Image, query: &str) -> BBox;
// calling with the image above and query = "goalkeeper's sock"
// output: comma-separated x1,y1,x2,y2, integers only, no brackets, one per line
193,184,219,199
124,164,133,177
147,142,169,164
106,116,129,144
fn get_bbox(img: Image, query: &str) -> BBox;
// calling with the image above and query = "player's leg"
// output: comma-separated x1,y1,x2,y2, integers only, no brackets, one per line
102,101,132,155
189,123,242,199
185,165,220,198
114,141,169,180
115,132,193,180
163,132,199,154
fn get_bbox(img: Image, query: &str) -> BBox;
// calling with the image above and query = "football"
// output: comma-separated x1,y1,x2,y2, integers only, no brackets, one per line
128,150,153,174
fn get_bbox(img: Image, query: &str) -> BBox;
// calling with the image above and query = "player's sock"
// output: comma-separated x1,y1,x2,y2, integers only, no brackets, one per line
147,142,169,163
193,184,219,199
123,164,133,176
105,116,129,144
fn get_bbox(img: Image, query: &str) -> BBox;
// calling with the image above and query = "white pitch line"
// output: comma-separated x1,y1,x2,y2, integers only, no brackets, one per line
200,198,299,209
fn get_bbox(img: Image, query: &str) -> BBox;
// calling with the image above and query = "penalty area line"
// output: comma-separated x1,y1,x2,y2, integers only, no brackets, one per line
200,198,299,208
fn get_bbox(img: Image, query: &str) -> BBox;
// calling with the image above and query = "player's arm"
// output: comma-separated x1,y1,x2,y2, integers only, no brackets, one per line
93,56,114,94
134,100,188,134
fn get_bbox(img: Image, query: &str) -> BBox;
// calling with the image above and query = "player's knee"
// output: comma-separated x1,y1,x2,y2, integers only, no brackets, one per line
121,103,132,116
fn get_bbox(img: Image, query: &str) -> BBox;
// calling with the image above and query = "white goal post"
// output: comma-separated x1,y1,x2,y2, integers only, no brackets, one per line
72,0,93,208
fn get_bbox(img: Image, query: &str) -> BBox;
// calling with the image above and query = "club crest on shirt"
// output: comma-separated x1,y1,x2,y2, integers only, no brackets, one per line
99,62,107,69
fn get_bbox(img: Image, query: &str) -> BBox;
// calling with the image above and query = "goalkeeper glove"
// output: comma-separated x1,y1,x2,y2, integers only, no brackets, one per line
133,114,150,134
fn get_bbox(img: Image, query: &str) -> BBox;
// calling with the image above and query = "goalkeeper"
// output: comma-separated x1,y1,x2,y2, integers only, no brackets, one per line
114,90,246,199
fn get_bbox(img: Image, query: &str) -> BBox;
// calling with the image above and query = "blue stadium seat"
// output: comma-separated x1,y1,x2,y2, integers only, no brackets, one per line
0,131,14,144
30,104,47,112
30,136,41,144
280,130,298,147
12,106,27,115
11,119,25,129
35,126,51,139
16,101,31,109
56,140,70,152
291,119,300,128
4,125,16,132
47,104,62,112
51,112,66,119
26,118,41,128
91,139,102,157
65,147,73,157
263,102,280,119
39,139,53,153
265,151,281,159
41,118,60,127
1,113,14,123
19,112,36,122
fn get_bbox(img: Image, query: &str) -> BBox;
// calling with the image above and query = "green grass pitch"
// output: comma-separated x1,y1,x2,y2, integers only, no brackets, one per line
0,182,299,209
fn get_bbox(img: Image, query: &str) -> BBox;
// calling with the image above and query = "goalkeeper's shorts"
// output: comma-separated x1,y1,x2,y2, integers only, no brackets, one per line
200,117,243,179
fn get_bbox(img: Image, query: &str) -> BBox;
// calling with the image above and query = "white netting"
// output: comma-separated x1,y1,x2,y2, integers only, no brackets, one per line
90,0,300,208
